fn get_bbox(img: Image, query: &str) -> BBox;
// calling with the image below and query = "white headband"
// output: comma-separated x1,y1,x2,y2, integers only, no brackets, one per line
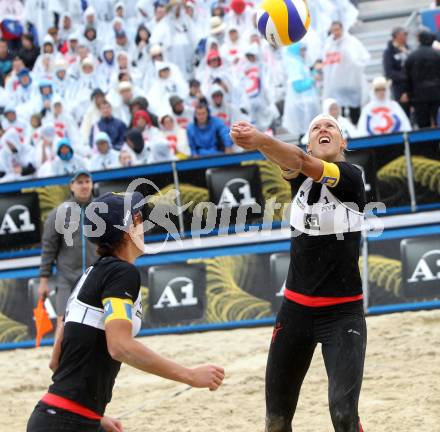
308,114,343,137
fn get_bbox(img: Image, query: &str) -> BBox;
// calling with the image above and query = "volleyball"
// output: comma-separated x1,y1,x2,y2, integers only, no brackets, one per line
256,0,310,48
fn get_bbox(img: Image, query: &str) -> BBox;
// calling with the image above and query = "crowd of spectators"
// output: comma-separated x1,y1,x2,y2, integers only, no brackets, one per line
0,0,439,182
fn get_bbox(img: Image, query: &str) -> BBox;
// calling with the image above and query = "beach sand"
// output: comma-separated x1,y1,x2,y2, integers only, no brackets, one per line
2,310,440,431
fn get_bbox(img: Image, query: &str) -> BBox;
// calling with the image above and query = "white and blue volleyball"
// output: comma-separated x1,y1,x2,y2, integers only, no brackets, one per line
256,0,310,48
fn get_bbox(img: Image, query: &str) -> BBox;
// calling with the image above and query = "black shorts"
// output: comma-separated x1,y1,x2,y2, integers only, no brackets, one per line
27,402,102,432
265,298,366,432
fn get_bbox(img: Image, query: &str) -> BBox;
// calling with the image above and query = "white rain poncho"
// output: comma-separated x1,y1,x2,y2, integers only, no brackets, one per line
67,57,101,122
322,32,370,108
90,131,120,171
220,24,244,67
357,78,411,137
32,36,60,80
322,98,359,138
332,0,359,31
307,0,335,44
23,0,53,45
0,128,36,182
282,44,320,139
147,62,189,116
44,97,86,154
52,58,72,99
163,6,198,79
239,45,278,131
49,138,88,176
34,123,57,169
110,51,142,89
97,45,117,92
209,84,243,127
159,115,191,157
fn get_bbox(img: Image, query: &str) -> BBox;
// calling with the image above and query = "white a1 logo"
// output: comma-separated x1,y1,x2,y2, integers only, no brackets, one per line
407,250,440,283
0,205,35,235
153,277,198,309
217,178,256,208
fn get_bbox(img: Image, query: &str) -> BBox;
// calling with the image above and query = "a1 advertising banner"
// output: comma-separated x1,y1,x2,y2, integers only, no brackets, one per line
1,232,439,347
407,139,440,208
0,192,41,249
206,164,265,230
148,263,206,325
346,144,411,209
367,233,440,307
401,235,440,298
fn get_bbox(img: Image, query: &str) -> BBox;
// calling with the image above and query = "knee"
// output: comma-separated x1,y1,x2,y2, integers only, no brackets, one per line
329,401,359,432
265,415,292,432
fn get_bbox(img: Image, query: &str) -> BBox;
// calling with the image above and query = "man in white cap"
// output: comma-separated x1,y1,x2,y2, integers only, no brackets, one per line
110,81,135,125
231,115,367,432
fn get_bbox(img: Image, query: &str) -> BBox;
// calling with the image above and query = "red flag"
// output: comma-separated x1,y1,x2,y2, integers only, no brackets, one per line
33,298,53,347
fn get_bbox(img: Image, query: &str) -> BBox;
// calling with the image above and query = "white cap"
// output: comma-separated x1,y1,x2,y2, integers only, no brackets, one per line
308,114,343,137
149,44,163,56
372,76,388,89
118,81,132,92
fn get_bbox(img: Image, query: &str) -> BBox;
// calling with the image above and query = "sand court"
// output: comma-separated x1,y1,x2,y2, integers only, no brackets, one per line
2,310,440,431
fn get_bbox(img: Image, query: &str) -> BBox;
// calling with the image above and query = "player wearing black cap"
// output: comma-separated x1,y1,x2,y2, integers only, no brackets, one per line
231,117,366,432
27,192,225,432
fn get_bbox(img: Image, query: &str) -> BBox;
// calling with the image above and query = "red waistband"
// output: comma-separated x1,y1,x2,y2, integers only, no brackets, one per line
41,393,102,420
284,289,363,307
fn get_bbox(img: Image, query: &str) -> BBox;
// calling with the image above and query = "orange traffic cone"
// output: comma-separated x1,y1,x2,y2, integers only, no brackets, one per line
34,298,53,347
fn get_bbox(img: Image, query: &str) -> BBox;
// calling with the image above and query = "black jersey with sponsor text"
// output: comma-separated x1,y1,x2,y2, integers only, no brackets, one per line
48,256,141,415
286,162,366,298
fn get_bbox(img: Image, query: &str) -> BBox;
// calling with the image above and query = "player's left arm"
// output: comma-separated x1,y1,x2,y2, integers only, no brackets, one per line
49,324,63,372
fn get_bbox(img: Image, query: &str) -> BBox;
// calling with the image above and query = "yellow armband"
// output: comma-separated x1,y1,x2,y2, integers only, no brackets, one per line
317,161,340,188
103,297,133,324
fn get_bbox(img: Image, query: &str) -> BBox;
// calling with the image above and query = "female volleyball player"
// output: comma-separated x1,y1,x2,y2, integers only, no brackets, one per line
27,192,225,432
231,116,366,432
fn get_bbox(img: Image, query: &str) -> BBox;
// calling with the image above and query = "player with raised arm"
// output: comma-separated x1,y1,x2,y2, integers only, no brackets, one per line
231,116,366,432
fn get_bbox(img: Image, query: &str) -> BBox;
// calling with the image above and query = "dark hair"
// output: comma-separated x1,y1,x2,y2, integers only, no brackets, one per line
330,21,343,29
197,97,209,108
189,78,200,88
135,24,151,45
118,71,130,81
22,33,34,43
96,235,125,257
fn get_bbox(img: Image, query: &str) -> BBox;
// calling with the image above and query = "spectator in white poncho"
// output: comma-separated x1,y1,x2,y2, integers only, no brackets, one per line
147,61,188,116
322,21,370,125
357,76,411,137
0,128,36,182
90,131,120,171
282,43,320,139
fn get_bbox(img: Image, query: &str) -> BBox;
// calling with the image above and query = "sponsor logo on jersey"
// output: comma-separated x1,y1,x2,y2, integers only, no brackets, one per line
304,213,320,230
